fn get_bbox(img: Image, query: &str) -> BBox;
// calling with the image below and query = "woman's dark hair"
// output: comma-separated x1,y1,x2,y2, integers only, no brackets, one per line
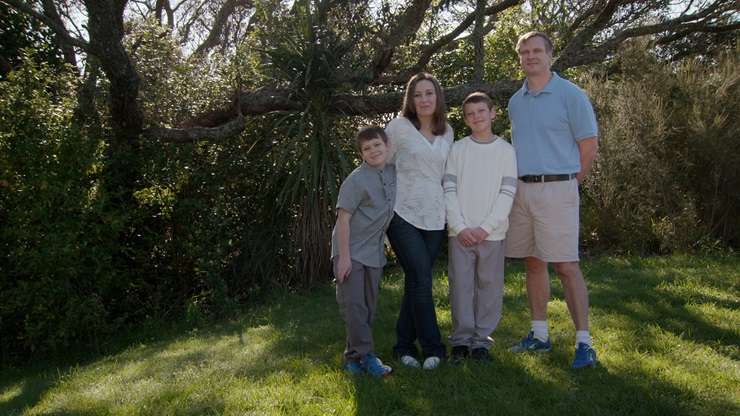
401,72,448,136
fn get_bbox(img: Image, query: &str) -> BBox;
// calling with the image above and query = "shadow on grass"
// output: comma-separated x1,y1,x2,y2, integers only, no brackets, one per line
0,375,55,416
586,257,739,351
345,260,735,415
1,255,738,415
0,315,239,415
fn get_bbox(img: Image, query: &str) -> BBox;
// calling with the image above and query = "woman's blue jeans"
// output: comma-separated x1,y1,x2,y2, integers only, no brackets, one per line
387,213,446,359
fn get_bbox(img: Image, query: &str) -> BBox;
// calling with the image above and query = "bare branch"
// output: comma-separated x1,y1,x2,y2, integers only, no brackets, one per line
555,1,740,71
41,0,78,67
191,0,254,58
184,88,302,128
374,0,519,85
143,113,245,142
155,79,521,142
2,0,91,51
554,0,622,71
83,0,144,143
178,0,208,46
656,21,740,45
59,4,87,40
155,0,174,28
370,0,433,80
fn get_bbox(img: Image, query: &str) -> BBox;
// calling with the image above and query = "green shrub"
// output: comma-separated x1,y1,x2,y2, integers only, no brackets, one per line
0,57,118,360
581,43,740,253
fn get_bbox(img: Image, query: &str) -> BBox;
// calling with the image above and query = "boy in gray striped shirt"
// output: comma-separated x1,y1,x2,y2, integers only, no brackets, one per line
331,126,396,377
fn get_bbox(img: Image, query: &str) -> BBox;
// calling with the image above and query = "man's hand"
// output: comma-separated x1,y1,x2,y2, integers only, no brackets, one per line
576,137,598,183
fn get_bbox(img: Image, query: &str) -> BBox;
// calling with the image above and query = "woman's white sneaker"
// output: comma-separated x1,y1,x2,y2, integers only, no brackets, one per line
400,355,421,368
422,356,441,370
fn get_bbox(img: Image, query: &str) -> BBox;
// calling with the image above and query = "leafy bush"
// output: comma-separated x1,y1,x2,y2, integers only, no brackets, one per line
0,57,118,360
581,43,740,253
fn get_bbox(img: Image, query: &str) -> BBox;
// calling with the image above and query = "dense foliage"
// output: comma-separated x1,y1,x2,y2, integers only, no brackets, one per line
582,43,740,253
0,1,738,363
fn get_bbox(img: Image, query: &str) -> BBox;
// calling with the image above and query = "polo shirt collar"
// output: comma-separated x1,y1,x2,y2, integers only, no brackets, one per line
523,71,559,96
360,161,387,173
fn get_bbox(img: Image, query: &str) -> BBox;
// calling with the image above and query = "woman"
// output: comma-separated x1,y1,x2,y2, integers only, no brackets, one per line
385,72,453,369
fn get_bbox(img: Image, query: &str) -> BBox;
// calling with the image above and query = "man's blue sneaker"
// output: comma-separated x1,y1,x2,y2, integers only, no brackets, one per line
572,343,598,369
510,331,552,353
343,360,364,375
362,353,392,378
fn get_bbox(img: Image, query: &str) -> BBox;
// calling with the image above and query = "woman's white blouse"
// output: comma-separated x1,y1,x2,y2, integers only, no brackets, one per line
385,116,453,231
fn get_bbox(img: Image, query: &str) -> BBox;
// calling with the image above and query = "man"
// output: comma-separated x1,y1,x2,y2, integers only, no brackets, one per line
505,31,599,369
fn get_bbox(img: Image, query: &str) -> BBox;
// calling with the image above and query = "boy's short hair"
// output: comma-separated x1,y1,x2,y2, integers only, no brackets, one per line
516,31,554,54
462,91,495,111
355,126,388,150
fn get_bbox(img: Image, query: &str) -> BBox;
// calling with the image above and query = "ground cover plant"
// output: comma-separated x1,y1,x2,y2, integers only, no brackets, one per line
1,255,738,415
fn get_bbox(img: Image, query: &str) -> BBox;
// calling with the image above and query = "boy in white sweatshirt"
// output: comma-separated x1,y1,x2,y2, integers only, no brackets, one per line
443,92,517,362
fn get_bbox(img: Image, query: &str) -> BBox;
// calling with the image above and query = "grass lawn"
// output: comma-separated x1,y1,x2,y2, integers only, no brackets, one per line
1,255,738,415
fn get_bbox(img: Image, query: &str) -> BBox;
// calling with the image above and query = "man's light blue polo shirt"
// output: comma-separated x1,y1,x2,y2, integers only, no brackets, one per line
508,72,598,176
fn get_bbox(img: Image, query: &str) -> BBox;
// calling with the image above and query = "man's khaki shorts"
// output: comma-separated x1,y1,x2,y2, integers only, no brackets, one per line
505,179,580,262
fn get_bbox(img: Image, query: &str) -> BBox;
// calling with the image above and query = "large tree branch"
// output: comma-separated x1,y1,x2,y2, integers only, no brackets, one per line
370,0,433,80
84,0,144,143
374,0,519,85
554,0,623,71
2,0,91,51
41,0,78,67
143,113,246,142
155,0,175,29
191,0,253,58
146,79,521,141
178,0,208,46
184,88,303,128
554,0,740,71
471,0,488,83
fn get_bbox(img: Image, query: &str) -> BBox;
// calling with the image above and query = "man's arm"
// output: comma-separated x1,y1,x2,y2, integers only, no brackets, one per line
576,136,598,183
334,209,352,283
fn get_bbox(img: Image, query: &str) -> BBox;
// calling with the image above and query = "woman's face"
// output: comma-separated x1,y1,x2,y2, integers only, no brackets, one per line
412,80,437,118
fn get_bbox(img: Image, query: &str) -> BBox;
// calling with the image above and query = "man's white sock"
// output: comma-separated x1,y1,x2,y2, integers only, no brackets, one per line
576,330,592,347
531,320,549,342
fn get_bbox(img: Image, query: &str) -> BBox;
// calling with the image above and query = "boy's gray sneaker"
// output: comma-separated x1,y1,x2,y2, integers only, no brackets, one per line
471,347,492,362
450,345,469,365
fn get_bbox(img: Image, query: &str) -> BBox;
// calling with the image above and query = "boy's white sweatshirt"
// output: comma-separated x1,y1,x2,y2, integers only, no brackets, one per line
443,135,518,241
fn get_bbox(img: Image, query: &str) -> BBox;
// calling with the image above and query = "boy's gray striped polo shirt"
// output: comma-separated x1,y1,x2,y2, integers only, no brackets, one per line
331,163,396,268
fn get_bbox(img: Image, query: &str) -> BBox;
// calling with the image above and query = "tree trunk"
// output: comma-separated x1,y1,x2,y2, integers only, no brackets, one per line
84,0,144,206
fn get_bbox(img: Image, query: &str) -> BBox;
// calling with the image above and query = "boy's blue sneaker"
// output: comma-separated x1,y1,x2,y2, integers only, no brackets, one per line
343,360,364,375
572,343,598,369
510,331,552,353
363,353,392,378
